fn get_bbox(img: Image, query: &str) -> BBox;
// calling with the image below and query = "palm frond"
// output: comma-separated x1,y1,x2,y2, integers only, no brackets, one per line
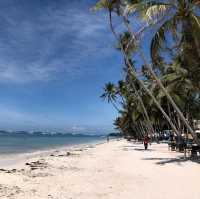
93,0,112,11
150,15,179,66
191,14,200,29
144,4,169,22
93,0,119,12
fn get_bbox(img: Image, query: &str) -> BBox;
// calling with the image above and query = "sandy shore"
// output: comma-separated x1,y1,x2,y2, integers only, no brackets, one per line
0,139,200,199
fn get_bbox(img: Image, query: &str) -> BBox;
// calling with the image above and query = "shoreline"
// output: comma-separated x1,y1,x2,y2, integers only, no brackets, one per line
0,139,200,199
0,134,106,156
0,138,107,169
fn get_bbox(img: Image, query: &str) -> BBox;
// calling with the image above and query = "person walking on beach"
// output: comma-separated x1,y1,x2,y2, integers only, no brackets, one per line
144,135,150,150
107,135,109,142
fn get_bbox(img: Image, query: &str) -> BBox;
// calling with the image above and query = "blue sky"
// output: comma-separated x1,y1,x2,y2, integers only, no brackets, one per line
0,0,123,133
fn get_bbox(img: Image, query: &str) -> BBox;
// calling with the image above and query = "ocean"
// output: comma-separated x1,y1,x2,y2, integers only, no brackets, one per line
0,133,106,155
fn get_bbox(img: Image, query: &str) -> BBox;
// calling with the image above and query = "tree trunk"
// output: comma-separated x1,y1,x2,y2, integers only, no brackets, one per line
122,15,200,145
126,63,155,135
108,10,181,137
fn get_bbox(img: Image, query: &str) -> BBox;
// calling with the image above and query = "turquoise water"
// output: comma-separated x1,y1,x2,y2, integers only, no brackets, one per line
0,134,105,154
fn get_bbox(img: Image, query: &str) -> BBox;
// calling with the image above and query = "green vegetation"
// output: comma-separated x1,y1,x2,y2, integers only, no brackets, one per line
95,0,200,144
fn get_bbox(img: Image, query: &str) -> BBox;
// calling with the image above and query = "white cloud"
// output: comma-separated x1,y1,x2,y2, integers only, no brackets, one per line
0,2,114,83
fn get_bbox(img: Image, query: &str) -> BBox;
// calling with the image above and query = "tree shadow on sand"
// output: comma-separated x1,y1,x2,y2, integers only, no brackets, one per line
122,145,143,148
134,148,154,152
122,145,155,152
142,157,200,166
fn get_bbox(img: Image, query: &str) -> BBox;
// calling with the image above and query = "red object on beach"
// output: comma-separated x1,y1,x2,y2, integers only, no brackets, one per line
144,137,149,144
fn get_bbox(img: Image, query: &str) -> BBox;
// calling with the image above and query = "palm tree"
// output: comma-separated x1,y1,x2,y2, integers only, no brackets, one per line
125,61,155,135
160,61,200,128
94,0,200,145
94,1,180,134
101,82,120,111
141,1,200,64
121,7,200,144
134,1,200,90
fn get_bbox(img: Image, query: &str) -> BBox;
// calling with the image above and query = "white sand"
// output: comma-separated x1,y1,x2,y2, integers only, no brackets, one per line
0,139,200,199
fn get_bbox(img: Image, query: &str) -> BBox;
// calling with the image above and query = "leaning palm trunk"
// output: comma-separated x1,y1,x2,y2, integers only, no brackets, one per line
125,59,155,135
138,121,145,138
108,11,181,137
133,123,143,139
167,101,180,132
130,75,154,135
122,16,200,145
141,57,200,144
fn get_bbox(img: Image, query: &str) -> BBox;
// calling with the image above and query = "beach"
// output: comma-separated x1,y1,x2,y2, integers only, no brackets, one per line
0,139,200,199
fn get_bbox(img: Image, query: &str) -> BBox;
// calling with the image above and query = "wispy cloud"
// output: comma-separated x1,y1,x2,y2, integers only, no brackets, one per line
0,1,114,83
0,103,68,131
